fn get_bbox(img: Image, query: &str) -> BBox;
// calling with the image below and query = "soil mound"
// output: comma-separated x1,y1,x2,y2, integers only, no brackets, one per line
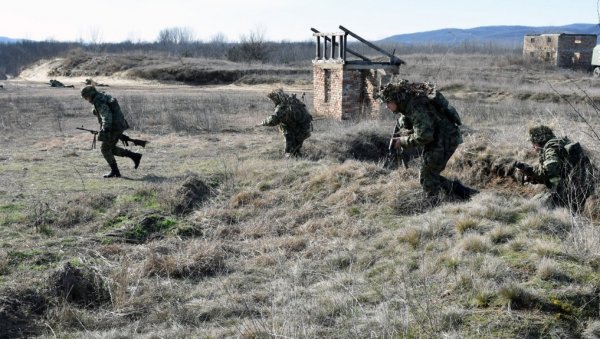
305,129,419,168
450,142,539,196
172,175,212,214
49,262,110,308
0,289,47,338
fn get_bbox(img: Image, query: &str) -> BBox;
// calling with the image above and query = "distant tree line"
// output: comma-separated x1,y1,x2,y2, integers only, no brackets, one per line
0,26,521,77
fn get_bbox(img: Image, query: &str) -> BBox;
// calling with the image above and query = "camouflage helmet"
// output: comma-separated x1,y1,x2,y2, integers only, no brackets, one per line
81,85,97,98
267,88,288,105
528,125,555,145
375,80,436,103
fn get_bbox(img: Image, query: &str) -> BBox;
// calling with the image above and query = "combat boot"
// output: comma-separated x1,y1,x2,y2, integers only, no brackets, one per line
125,150,142,169
451,180,479,200
103,163,121,178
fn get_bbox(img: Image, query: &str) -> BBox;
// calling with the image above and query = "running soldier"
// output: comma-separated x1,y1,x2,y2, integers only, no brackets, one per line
80,85,142,178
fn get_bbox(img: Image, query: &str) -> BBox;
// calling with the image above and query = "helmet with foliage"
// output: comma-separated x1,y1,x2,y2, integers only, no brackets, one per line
528,125,555,145
376,80,436,103
81,85,97,98
267,88,289,105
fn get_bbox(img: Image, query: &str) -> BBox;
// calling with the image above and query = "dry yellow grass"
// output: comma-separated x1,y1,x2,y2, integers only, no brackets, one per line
1,53,600,337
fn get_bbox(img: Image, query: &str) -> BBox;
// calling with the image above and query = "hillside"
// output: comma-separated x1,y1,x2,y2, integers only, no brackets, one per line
1,53,600,337
0,36,20,44
380,23,600,46
17,51,312,86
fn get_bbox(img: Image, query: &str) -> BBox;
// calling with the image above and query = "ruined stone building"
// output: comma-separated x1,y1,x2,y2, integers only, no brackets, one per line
523,33,597,69
312,26,403,120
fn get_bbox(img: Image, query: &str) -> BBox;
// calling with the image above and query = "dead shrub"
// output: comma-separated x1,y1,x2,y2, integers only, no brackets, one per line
279,237,308,254
230,190,264,208
143,242,227,280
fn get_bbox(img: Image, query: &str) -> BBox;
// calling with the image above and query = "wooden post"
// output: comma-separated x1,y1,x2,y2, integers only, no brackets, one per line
311,28,370,61
339,25,405,65
316,36,321,59
343,34,347,60
329,35,335,59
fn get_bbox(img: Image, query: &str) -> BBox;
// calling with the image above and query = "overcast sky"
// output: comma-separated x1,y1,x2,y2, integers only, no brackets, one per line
2,0,598,43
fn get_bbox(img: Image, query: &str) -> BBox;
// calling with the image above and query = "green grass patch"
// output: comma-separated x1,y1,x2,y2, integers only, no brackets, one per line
102,215,131,230
125,214,178,243
0,203,26,226
119,190,161,210
8,249,60,270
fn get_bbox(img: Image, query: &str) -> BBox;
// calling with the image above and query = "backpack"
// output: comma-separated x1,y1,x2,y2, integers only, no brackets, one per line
100,93,130,130
564,141,585,166
283,94,312,127
557,139,596,208
431,91,462,126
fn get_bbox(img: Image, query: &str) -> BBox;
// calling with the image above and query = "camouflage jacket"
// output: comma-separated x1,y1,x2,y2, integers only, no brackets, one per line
395,96,462,149
261,102,312,133
91,92,129,132
530,138,567,190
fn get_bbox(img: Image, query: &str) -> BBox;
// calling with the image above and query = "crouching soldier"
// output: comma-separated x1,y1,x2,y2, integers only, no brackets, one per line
80,85,142,178
515,125,595,211
377,80,478,200
257,88,313,158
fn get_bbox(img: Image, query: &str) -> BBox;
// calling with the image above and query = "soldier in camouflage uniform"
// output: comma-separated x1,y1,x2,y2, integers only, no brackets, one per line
81,86,142,178
516,125,595,211
258,88,313,158
50,79,74,88
377,80,477,199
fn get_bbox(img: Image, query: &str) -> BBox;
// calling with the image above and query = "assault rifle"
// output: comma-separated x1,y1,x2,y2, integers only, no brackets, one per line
76,126,148,149
513,161,534,185
383,122,409,169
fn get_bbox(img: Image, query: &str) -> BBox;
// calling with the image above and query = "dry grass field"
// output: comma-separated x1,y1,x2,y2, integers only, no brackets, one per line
2,52,600,338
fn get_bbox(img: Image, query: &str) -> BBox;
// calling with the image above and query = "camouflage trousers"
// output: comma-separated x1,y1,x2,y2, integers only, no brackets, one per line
100,130,128,165
536,185,593,212
284,130,311,156
420,134,460,197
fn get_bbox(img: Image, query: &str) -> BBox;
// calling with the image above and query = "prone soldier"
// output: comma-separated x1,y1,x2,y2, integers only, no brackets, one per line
514,125,595,211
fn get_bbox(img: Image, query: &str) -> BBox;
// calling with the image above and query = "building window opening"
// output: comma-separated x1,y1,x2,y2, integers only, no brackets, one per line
324,69,331,103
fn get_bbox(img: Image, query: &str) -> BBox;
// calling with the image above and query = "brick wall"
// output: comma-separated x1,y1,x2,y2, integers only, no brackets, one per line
313,64,343,119
557,35,596,69
523,35,559,65
523,34,597,69
313,64,382,120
